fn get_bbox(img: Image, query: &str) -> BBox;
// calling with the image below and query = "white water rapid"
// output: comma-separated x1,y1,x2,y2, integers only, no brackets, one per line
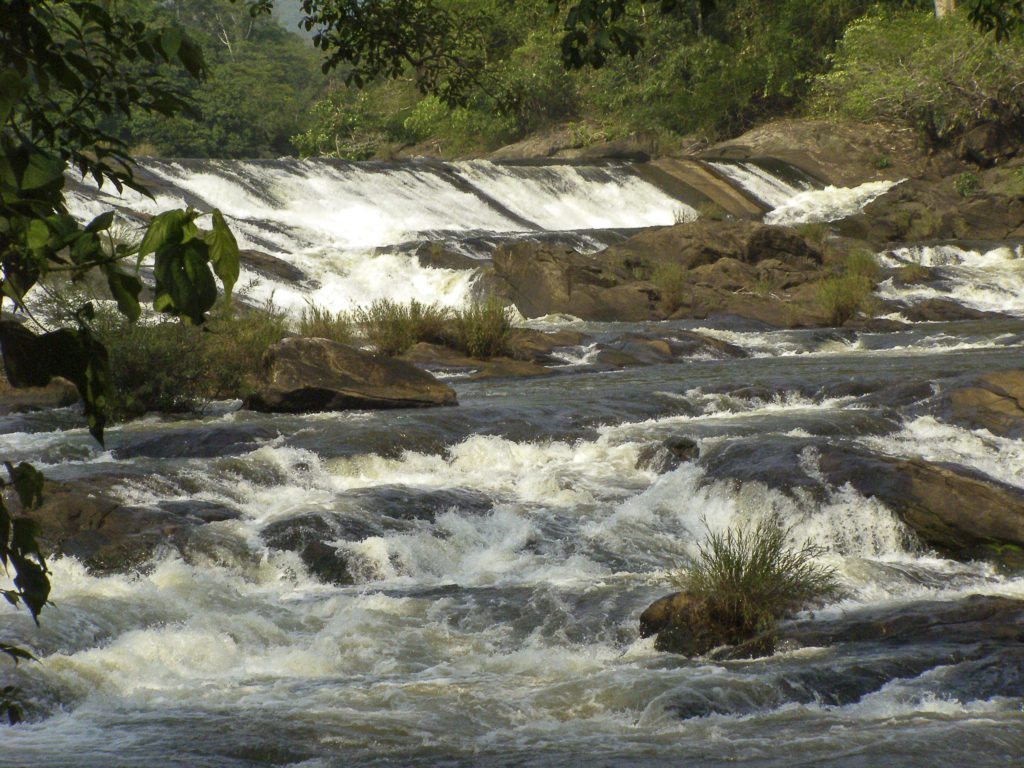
6,156,1024,768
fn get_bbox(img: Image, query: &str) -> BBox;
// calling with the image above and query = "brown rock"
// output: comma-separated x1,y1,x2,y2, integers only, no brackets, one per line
0,375,79,415
399,342,550,380
949,369,1024,438
816,447,1024,566
240,249,307,283
245,337,457,413
744,226,822,265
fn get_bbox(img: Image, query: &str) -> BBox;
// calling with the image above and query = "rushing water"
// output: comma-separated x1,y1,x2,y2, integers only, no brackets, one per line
3,159,1023,767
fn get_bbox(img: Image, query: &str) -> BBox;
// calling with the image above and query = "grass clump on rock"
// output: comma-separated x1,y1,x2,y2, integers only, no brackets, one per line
657,515,840,657
817,249,880,326
298,303,354,345
451,296,513,359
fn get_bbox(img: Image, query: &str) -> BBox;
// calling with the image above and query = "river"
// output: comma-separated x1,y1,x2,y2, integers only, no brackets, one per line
1,157,1022,767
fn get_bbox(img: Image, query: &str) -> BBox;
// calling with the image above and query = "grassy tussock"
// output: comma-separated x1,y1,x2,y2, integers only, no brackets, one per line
652,263,689,314
451,296,513,359
673,516,840,640
298,303,354,345
817,249,880,325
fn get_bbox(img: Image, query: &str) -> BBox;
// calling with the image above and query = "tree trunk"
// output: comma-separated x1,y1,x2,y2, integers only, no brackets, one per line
934,0,957,17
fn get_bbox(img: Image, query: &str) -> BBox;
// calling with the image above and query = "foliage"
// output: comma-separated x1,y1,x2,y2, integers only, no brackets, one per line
817,272,873,325
353,298,421,356
672,515,840,641
844,248,882,282
298,302,354,344
451,296,512,359
652,263,689,313
954,171,981,197
813,9,1024,146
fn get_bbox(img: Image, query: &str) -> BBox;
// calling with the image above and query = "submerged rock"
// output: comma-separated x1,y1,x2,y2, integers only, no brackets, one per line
636,436,700,474
639,591,774,658
245,337,458,413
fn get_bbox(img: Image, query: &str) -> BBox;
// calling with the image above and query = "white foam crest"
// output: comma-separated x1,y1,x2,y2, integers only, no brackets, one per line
709,161,810,208
337,507,606,587
452,160,692,229
145,160,522,250
327,433,647,507
765,179,901,225
877,244,1024,317
859,416,1024,490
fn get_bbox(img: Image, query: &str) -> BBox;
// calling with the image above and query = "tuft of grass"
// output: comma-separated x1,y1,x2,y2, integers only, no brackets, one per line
298,303,353,345
353,299,418,356
672,515,840,643
451,295,513,359
816,249,880,325
652,262,689,313
795,221,829,246
694,201,728,221
817,272,874,326
352,299,453,356
894,262,932,285
844,248,881,282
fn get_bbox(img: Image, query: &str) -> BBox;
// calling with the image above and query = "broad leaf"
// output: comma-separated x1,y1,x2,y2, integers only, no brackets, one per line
138,209,189,261
206,209,240,298
103,264,142,323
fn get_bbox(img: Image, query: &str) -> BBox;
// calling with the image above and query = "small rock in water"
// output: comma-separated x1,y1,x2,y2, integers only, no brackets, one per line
635,436,699,473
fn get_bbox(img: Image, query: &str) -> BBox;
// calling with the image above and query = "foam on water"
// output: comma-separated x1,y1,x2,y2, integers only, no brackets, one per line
765,179,901,225
877,244,1024,317
452,161,694,229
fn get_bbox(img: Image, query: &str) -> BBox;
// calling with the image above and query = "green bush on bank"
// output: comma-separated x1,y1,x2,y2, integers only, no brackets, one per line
452,296,514,359
813,9,1024,147
817,249,880,325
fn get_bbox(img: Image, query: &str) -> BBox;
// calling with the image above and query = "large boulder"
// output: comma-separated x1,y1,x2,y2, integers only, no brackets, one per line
743,226,822,265
0,375,79,415
13,476,239,573
816,447,1024,567
245,337,457,413
948,369,1024,438
492,242,658,321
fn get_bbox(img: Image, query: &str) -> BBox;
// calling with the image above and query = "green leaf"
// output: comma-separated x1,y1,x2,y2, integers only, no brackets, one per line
103,264,142,323
206,210,240,298
138,209,188,261
84,210,114,234
19,149,65,192
161,27,183,60
0,70,27,124
153,241,217,324
25,218,49,249
0,644,35,665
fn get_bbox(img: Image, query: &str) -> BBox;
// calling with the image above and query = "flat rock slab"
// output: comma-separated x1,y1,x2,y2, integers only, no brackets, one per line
245,337,457,413
949,369,1024,438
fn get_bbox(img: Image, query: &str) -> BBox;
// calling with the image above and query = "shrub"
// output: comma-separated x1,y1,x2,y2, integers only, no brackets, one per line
353,299,419,356
298,303,353,344
672,515,840,644
813,10,1024,146
408,299,452,346
954,171,981,197
844,248,881,282
200,299,289,399
894,263,933,285
452,296,513,359
817,272,874,326
796,222,829,246
652,262,689,314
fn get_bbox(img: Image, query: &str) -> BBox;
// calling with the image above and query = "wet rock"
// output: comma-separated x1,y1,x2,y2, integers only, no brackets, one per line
899,298,999,322
338,485,493,522
743,226,821,265
246,337,457,413
504,328,587,364
816,447,1024,567
399,342,550,379
261,513,357,585
594,348,644,368
947,369,1024,438
0,375,79,415
20,477,207,573
718,594,1024,660
239,249,307,283
413,241,482,271
636,436,699,474
639,591,775,657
